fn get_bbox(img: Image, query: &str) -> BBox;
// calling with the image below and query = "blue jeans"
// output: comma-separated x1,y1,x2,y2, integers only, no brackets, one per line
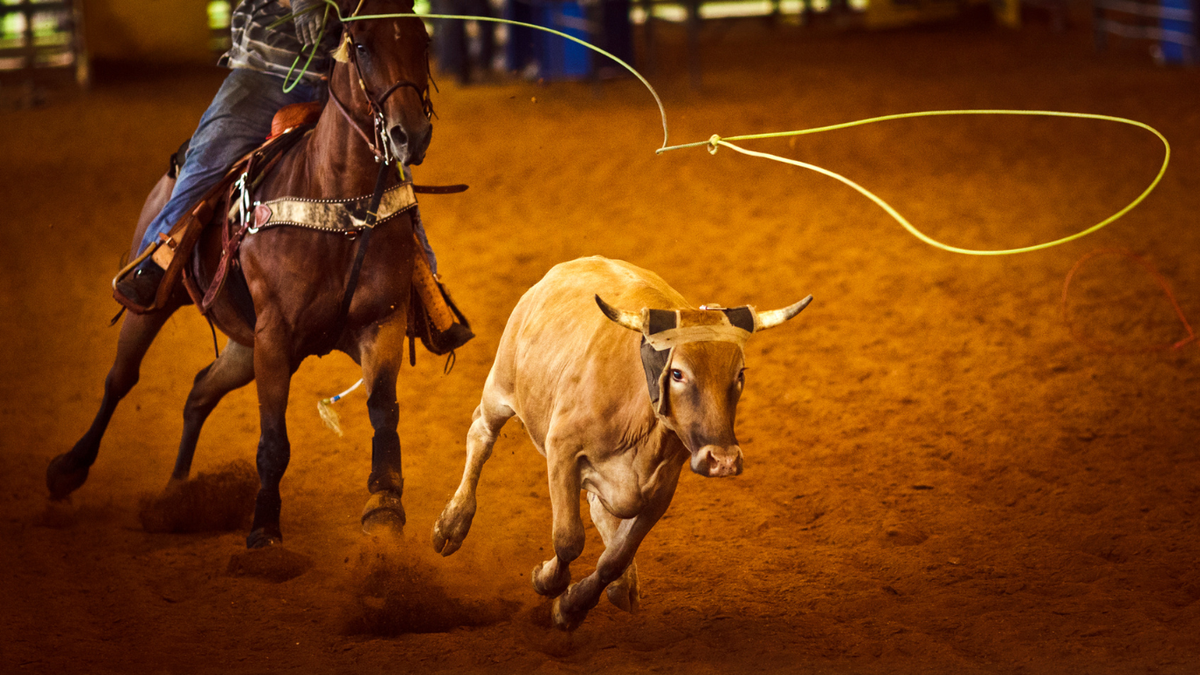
138,68,323,256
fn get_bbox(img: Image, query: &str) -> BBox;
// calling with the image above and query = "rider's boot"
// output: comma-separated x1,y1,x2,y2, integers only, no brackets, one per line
113,261,165,312
412,251,474,355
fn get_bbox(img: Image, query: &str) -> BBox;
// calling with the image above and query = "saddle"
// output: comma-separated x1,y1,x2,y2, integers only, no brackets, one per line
115,102,471,357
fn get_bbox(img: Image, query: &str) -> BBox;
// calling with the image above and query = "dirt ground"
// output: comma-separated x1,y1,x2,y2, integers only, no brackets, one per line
3,14,1199,675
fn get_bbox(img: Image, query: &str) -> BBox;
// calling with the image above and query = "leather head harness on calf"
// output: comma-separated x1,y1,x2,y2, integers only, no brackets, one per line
595,295,813,416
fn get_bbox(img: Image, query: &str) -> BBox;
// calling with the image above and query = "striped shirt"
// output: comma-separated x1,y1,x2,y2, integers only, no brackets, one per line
220,0,341,84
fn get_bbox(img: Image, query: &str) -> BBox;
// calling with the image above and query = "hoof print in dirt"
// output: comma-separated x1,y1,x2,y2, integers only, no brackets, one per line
882,518,929,547
342,550,514,636
226,546,314,583
139,460,257,533
37,500,83,529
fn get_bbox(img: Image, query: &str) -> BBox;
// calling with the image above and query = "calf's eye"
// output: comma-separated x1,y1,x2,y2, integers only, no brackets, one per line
670,369,684,382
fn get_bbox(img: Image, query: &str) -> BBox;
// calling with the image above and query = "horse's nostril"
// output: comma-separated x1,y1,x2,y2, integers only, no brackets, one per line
389,125,408,149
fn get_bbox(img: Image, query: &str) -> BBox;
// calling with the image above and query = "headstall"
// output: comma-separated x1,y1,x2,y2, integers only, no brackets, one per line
327,12,433,165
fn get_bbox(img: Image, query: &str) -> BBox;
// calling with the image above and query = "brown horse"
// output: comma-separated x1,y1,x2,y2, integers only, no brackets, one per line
46,0,434,549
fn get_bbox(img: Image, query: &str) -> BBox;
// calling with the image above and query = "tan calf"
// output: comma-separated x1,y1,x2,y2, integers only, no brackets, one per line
432,256,811,630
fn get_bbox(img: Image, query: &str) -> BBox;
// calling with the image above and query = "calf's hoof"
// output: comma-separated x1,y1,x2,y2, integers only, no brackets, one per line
531,560,570,597
361,491,406,536
246,527,282,549
606,577,641,614
431,500,474,556
551,594,586,632
46,454,89,501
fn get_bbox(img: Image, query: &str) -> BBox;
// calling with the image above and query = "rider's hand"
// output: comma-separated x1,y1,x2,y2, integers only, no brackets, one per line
293,0,325,49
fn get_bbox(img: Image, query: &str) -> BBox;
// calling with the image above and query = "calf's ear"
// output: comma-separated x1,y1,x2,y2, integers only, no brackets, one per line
595,295,644,332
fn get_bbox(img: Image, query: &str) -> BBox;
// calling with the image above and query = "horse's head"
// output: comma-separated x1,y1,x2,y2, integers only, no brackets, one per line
332,0,433,166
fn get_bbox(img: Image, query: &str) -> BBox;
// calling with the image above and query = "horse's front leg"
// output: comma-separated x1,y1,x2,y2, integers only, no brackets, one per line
246,322,296,549
357,318,408,535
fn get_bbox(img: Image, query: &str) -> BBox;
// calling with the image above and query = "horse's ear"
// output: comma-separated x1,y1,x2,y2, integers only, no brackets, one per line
331,33,351,63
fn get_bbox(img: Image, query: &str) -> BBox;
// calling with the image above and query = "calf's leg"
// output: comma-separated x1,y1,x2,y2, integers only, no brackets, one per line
531,437,585,598
552,460,684,631
432,387,514,555
587,491,640,613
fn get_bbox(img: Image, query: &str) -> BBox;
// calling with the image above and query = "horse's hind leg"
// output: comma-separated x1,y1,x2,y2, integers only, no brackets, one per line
170,340,255,482
47,308,175,500
358,321,408,535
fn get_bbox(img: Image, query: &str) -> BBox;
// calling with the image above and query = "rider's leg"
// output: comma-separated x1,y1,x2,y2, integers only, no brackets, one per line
410,208,475,353
117,68,323,307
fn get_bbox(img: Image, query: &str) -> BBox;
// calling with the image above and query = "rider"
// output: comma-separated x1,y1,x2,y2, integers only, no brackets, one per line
115,0,472,353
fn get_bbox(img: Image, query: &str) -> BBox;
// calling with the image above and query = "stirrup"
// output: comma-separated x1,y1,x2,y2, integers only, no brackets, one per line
409,279,474,357
112,245,163,314
111,241,160,292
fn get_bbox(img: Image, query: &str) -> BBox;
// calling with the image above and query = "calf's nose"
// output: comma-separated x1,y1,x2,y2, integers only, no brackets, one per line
691,445,744,477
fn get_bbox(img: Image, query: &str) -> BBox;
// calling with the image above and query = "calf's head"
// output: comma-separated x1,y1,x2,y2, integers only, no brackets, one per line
596,294,813,477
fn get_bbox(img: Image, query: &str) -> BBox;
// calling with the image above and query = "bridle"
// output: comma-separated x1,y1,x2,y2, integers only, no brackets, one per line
326,18,432,166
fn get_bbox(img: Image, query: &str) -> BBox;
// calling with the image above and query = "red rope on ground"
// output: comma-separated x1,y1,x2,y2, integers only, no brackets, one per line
1061,248,1196,354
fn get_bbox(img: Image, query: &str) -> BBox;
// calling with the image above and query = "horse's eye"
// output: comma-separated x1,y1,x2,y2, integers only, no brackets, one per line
355,42,367,54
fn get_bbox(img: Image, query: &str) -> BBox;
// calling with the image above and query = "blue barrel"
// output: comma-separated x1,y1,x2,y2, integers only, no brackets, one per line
1158,0,1195,64
538,1,592,79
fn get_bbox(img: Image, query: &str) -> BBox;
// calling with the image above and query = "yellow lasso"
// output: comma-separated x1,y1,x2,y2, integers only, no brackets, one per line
295,7,1170,257
657,111,1170,256
284,5,1169,256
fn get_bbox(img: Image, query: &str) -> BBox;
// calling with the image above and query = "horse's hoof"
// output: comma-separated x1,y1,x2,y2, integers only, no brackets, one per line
46,454,89,501
361,491,405,536
551,594,586,632
246,528,282,549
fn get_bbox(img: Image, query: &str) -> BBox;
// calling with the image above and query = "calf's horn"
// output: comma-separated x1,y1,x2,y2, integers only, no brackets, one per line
595,295,644,332
755,295,814,331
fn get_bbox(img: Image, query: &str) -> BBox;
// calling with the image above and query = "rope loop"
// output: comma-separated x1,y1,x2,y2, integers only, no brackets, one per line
680,111,1170,257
